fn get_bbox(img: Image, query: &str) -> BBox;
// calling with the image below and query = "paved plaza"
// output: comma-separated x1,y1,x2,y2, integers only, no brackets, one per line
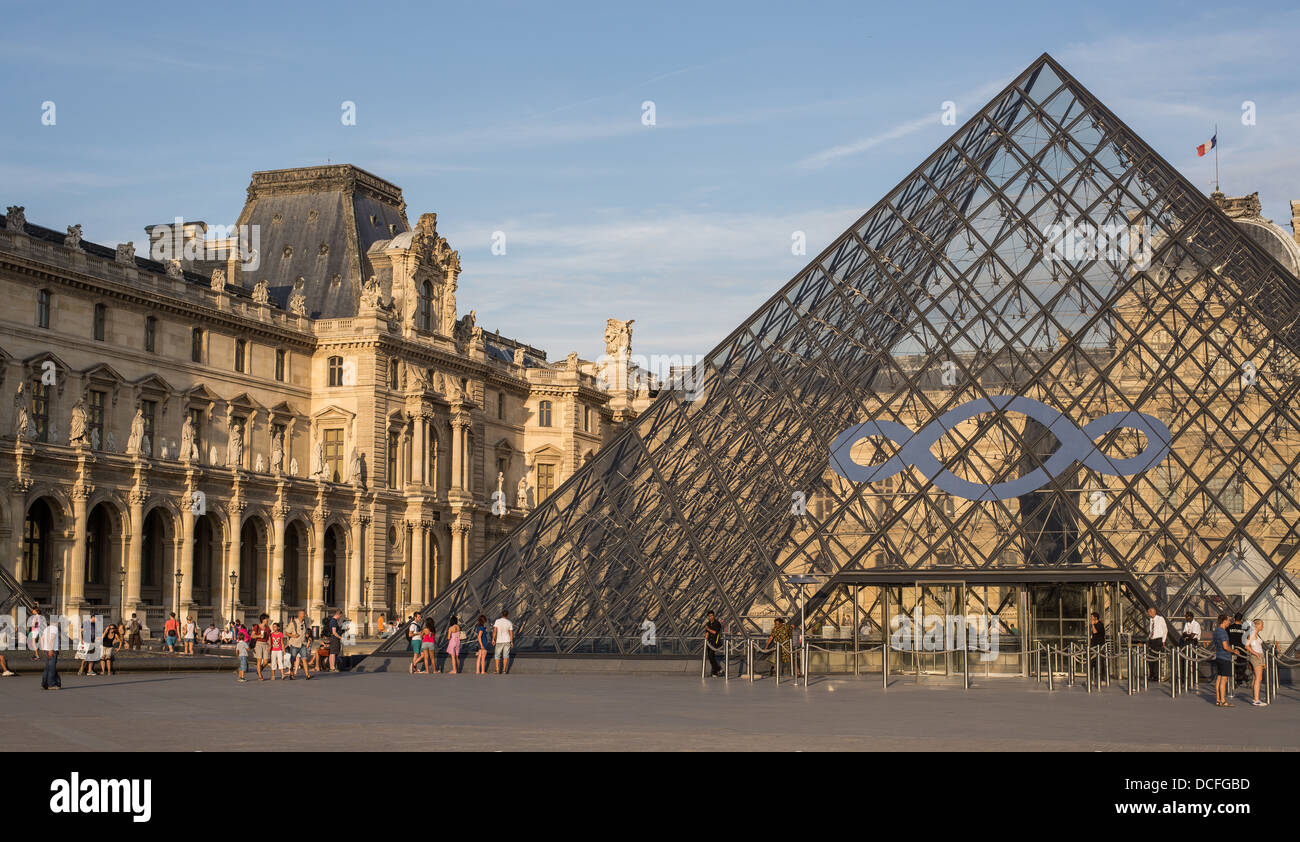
1,668,1296,751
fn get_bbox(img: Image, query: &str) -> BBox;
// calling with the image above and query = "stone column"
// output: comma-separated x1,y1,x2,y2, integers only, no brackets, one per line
451,417,464,492
451,516,470,584
270,502,287,622
179,491,196,611
414,414,426,485
409,520,425,610
310,508,326,616
225,500,244,624
348,505,364,624
67,482,89,614
126,489,145,613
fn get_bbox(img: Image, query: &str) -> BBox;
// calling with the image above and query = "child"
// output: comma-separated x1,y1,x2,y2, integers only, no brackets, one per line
269,622,287,680
235,636,250,683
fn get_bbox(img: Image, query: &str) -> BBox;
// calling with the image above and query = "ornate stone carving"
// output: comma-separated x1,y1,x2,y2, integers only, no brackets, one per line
360,275,382,310
165,259,184,279
13,382,33,441
252,279,270,304
254,453,265,473
604,318,635,357
566,351,580,371
227,423,243,468
289,277,308,316
270,430,284,473
126,407,145,454
349,448,363,487
516,474,532,510
209,445,219,465
210,267,226,292
90,428,100,450
312,438,325,478
115,242,135,265
68,399,88,445
5,205,26,234
64,224,82,249
513,347,526,367
180,414,195,463
106,431,116,452
289,457,299,477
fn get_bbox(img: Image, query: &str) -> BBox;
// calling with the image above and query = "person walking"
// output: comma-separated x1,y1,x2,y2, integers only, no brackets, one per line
767,618,794,677
1180,612,1201,648
408,614,425,674
704,611,724,677
1145,607,1167,652
162,612,180,653
126,613,142,651
251,614,271,681
327,610,344,672
182,616,197,655
287,609,313,680
40,615,61,690
28,607,44,660
1088,611,1107,682
235,635,250,682
1245,619,1269,706
269,622,288,680
446,615,462,674
76,618,100,676
474,614,490,675
492,609,514,674
420,621,437,675
1212,613,1234,707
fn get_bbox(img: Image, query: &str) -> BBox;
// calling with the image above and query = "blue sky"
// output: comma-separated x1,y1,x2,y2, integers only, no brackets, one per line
3,1,1299,363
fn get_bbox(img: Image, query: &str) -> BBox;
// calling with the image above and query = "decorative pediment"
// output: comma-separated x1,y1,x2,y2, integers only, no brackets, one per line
82,362,127,407
24,351,72,396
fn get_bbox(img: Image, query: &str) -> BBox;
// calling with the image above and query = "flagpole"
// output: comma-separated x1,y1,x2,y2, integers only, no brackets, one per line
1214,123,1219,191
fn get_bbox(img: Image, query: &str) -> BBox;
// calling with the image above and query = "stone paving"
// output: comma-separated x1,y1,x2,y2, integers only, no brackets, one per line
1,669,1295,751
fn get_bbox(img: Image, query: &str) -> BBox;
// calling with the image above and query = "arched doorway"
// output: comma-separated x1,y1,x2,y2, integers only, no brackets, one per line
323,526,341,608
284,522,306,610
85,503,114,606
238,519,263,610
140,508,171,607
192,513,222,608
21,498,56,604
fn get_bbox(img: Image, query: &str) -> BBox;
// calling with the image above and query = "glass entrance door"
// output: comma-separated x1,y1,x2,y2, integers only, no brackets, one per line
887,581,967,677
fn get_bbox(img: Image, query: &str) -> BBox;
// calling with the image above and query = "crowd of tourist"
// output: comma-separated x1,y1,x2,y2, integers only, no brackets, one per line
403,608,515,675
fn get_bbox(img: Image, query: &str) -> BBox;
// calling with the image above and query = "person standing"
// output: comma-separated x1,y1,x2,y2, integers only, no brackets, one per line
126,613,142,651
1245,619,1269,706
704,611,724,677
420,621,437,676
269,622,288,680
235,635,250,682
76,618,100,676
250,614,271,681
1180,613,1201,647
40,616,61,690
1088,611,1107,682
446,615,462,674
767,618,794,677
327,610,344,672
1145,607,1167,652
1228,613,1249,684
287,609,313,680
474,614,490,675
1212,613,1234,707
182,616,197,655
28,607,43,661
101,622,120,676
408,614,425,674
492,609,514,674
163,612,180,653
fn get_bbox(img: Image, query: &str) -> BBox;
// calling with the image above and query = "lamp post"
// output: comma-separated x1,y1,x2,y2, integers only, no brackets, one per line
53,569,62,618
277,572,286,625
401,576,408,616
173,569,183,618
118,564,126,622
323,574,332,611
362,577,371,636
228,571,238,626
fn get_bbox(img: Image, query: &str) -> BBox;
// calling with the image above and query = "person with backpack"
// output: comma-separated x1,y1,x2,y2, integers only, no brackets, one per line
704,611,724,677
287,609,313,680
408,613,426,674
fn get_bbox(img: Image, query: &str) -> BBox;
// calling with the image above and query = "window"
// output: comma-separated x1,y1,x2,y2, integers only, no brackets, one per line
30,379,49,442
387,431,400,489
85,507,108,585
87,390,105,447
145,316,157,352
497,392,505,420
234,339,247,373
582,405,591,433
93,303,106,341
22,502,52,583
275,349,286,382
536,463,557,503
191,328,203,363
37,289,50,329
389,358,400,390
323,428,344,482
418,281,433,332
140,400,156,457
538,400,553,427
328,356,343,387
496,456,508,479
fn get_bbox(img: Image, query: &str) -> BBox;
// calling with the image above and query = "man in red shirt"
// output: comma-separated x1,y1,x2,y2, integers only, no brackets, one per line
250,614,272,681
163,613,180,653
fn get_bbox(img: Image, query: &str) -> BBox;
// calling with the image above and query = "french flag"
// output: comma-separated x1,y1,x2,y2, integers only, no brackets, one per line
1196,135,1217,157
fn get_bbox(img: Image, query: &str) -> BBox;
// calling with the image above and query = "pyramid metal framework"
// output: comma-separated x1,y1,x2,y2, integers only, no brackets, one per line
381,54,1300,656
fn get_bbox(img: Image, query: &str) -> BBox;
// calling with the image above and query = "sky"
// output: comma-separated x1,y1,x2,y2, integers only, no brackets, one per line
3,0,1299,365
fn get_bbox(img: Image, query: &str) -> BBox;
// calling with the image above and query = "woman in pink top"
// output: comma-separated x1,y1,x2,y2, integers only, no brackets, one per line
446,615,461,674
420,622,436,676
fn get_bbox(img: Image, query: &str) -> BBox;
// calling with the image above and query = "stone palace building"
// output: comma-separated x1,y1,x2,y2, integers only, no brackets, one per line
1,164,653,632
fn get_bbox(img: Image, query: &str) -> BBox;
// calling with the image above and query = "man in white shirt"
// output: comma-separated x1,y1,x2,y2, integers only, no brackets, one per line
1180,613,1201,647
40,618,62,690
492,609,515,674
1147,607,1167,652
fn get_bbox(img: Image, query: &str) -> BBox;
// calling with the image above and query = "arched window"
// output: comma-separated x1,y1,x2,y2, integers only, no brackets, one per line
418,281,434,332
22,500,53,583
327,356,343,387
538,400,553,427
85,505,110,586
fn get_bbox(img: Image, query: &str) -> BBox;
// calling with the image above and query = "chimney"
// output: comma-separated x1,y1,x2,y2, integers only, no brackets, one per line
144,218,208,263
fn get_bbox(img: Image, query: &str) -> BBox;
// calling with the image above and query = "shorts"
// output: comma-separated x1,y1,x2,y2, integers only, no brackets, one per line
238,656,249,672
328,637,341,655
411,639,422,655
495,642,512,660
1248,653,1265,669
165,635,177,647
255,642,270,660
1215,659,1233,677
271,650,290,670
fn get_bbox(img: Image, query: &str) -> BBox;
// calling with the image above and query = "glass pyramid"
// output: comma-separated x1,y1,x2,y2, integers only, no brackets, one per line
381,54,1300,657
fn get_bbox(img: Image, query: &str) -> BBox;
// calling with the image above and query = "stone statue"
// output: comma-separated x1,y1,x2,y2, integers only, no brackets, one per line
115,242,135,265
90,428,100,450
408,365,428,392
68,399,88,445
349,448,362,486
289,457,299,477
288,277,308,316
13,382,31,440
126,407,145,454
270,430,284,473
227,424,243,468
360,275,382,309
210,267,226,292
106,431,116,452
254,453,265,473
252,279,270,304
165,259,184,279
5,205,27,234
65,224,82,249
513,347,525,366
180,414,195,462
313,439,325,478
209,445,218,465
140,433,149,455
604,318,635,357
515,474,532,510
566,351,579,371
